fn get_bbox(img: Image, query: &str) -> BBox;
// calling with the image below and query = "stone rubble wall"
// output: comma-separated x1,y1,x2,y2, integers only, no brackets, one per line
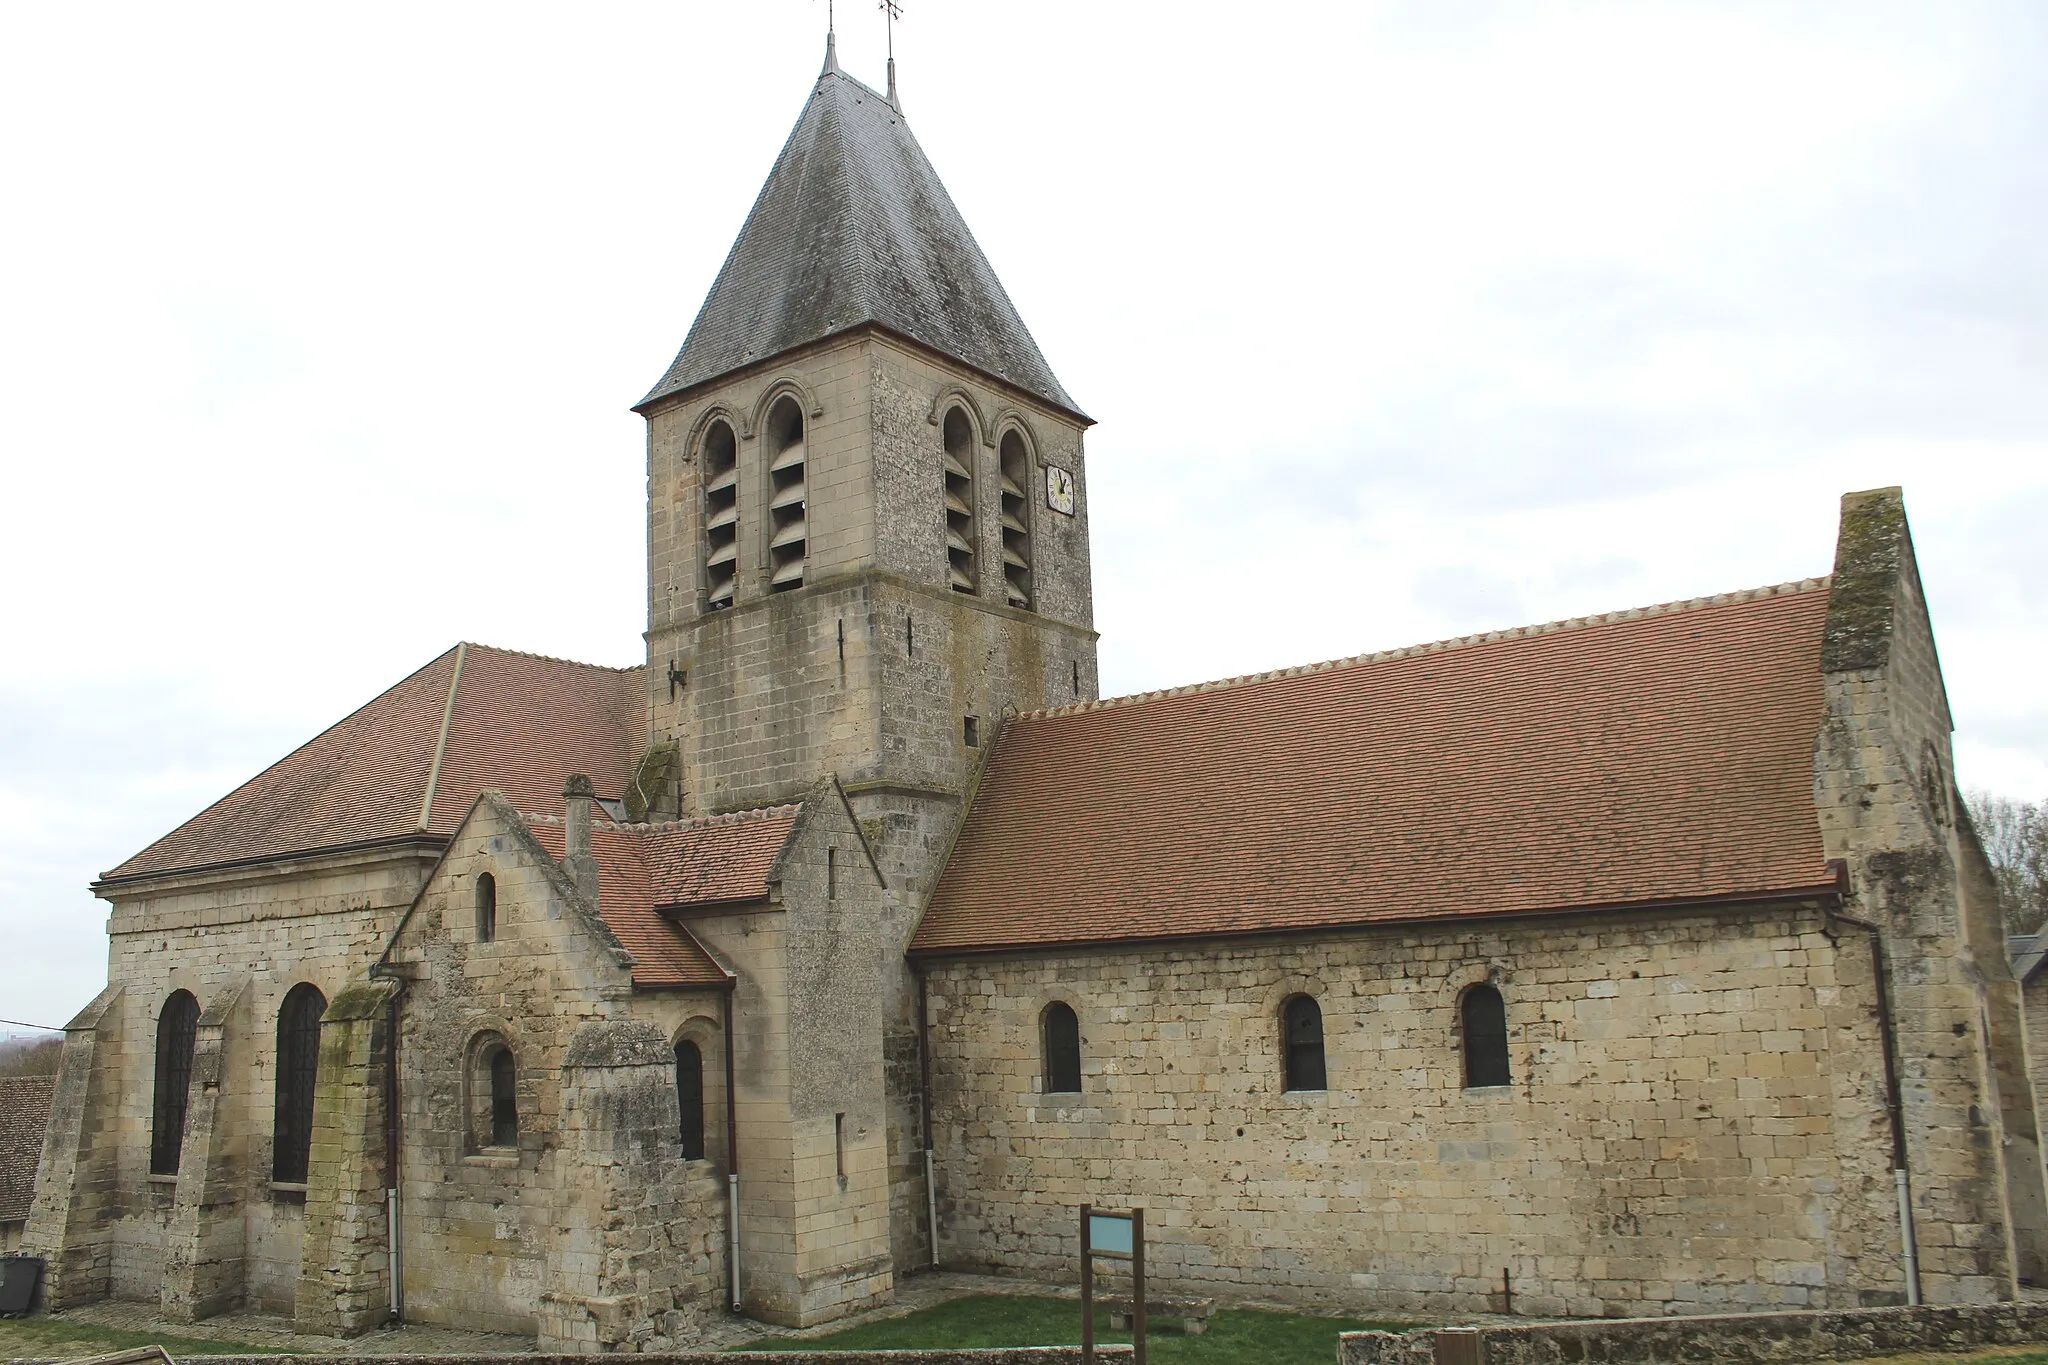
1339,1302,2048,1365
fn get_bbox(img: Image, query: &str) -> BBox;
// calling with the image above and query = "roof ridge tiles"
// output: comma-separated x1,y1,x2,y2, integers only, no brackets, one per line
459,641,644,674
1019,576,1833,724
516,803,804,835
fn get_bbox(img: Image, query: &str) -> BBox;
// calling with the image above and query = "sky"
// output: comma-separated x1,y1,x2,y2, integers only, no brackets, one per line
2,1,2044,1030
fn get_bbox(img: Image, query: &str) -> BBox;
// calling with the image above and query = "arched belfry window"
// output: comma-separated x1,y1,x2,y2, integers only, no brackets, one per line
1282,994,1326,1092
701,419,740,609
675,1039,705,1160
273,983,326,1183
151,990,200,1175
765,397,807,592
941,408,977,593
475,872,497,944
1042,1001,1081,1094
998,431,1033,609
1462,984,1511,1088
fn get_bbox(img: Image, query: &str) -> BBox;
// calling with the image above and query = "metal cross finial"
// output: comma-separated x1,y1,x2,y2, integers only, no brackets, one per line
880,0,902,59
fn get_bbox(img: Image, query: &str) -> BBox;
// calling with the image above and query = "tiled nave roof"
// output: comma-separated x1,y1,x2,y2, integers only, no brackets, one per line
915,580,1840,955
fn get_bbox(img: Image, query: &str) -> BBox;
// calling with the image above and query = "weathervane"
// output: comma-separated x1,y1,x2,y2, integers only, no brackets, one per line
880,0,902,59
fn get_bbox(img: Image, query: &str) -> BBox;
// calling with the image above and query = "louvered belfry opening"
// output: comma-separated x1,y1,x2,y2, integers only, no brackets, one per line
272,982,326,1183
942,407,977,593
702,419,740,609
998,430,1033,609
765,397,807,592
151,989,200,1175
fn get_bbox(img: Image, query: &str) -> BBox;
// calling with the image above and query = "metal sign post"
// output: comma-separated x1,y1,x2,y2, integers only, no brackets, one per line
1079,1205,1144,1365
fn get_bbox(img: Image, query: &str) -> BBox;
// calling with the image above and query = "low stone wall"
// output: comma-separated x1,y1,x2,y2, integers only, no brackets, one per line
1339,1303,2048,1365
45,1351,1136,1365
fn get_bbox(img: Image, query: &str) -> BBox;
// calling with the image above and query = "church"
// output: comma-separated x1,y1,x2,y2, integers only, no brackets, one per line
24,35,2048,1350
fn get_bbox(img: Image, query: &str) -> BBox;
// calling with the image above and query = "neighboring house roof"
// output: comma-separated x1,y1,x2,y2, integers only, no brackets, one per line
637,47,1082,420
103,644,645,884
2011,933,2047,985
915,580,1839,956
0,1074,56,1223
517,804,802,989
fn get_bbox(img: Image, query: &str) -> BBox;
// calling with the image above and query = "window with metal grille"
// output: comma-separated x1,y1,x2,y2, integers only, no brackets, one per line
702,419,740,609
475,871,497,944
1462,984,1511,1087
998,430,1033,609
1042,1001,1081,1093
765,397,807,592
675,1039,705,1160
1282,994,1327,1092
941,407,976,593
151,990,200,1175
271,983,326,1183
489,1046,518,1147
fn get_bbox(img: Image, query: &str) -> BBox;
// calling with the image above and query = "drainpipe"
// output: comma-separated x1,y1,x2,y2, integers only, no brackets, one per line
368,966,408,1323
918,968,939,1269
723,984,742,1313
1829,895,1921,1306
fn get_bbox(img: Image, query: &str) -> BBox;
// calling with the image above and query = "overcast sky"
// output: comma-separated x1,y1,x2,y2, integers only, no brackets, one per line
2,1,2044,1031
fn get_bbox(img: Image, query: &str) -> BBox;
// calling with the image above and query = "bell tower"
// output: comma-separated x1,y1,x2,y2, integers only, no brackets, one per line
634,38,1099,913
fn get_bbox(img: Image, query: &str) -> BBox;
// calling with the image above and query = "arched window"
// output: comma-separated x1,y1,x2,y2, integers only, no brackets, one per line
1282,994,1326,1092
475,872,497,944
1042,1001,1081,1094
151,990,200,1175
942,407,977,594
272,983,326,1183
765,397,807,592
675,1040,705,1160
998,430,1033,609
1462,984,1511,1087
489,1045,519,1146
702,419,740,609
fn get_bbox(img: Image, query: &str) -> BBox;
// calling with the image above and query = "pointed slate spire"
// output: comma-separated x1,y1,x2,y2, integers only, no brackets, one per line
636,58,1083,419
822,28,838,77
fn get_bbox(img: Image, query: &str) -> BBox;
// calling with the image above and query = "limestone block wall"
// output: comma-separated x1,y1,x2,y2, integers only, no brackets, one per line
385,803,635,1337
923,903,1910,1318
38,848,431,1315
23,985,125,1309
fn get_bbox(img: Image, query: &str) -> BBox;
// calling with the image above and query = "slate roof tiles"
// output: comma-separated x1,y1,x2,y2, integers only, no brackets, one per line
914,580,1840,955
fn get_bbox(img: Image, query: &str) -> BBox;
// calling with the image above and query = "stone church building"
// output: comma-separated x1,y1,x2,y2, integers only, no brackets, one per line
25,37,2048,1349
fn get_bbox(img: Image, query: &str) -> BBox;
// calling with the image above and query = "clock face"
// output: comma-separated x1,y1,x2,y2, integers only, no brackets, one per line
1046,464,1077,516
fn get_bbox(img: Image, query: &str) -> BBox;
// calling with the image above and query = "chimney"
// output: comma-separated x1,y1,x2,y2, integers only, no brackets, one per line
562,773,600,906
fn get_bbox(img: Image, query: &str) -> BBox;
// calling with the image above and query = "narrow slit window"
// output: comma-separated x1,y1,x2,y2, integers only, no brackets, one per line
964,715,980,748
151,990,200,1175
1042,1001,1081,1093
1462,984,1511,1087
765,397,807,593
942,407,977,594
834,1112,847,1179
489,1045,518,1146
827,846,838,900
272,983,326,1183
702,419,740,609
1282,994,1326,1092
998,430,1033,610
475,871,496,944
675,1039,705,1160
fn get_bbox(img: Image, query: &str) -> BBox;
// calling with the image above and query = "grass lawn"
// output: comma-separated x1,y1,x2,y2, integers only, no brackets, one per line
0,1316,278,1358
742,1294,1415,1365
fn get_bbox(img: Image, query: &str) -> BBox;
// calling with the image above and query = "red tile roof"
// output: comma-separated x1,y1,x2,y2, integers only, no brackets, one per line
521,816,741,990
642,806,803,908
914,581,1838,955
104,644,645,883
0,1074,56,1223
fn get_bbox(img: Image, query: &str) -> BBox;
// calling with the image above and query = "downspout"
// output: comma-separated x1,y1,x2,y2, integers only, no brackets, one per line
723,983,741,1313
368,966,408,1323
1829,891,1921,1306
918,967,939,1269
